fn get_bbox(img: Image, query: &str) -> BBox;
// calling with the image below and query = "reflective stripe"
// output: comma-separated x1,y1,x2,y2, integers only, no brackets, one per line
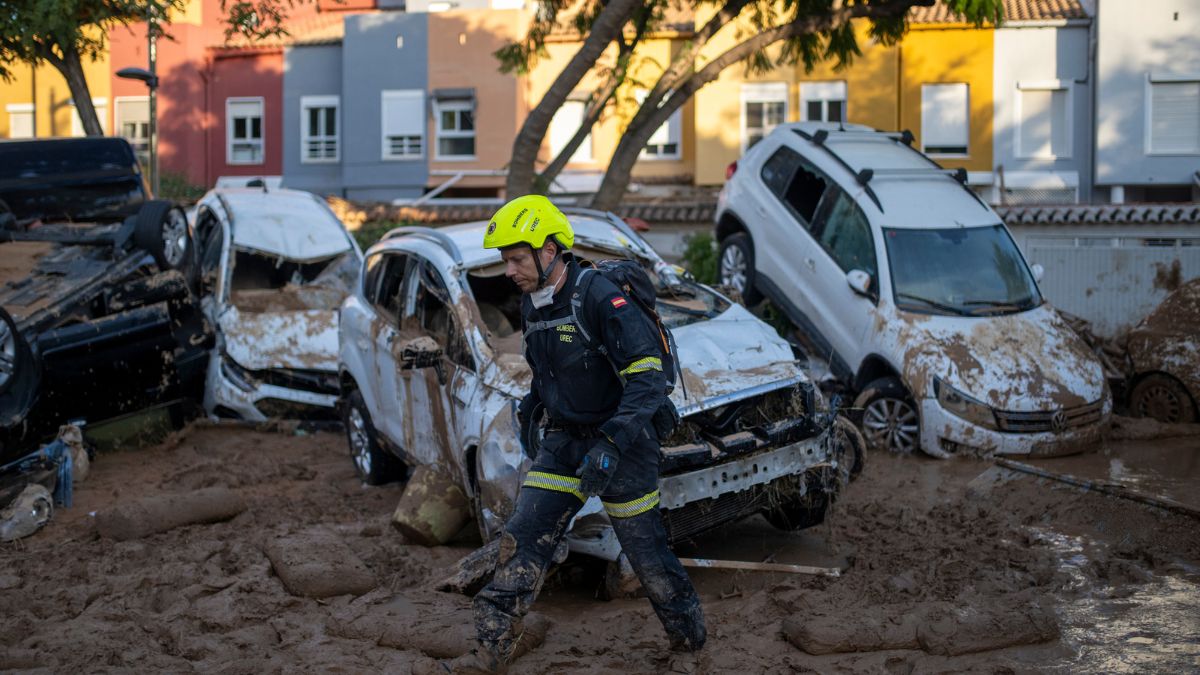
619,356,662,377
523,471,584,501
602,489,661,518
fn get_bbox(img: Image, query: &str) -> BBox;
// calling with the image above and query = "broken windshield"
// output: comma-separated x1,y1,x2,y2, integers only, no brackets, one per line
884,225,1042,317
228,249,357,312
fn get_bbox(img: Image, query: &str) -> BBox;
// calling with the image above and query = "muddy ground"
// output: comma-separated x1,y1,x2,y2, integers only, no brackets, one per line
1,423,1198,673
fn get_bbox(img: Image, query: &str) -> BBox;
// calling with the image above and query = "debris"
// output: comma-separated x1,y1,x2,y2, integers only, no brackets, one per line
678,557,843,577
995,458,1200,520
782,597,1059,656
264,527,376,598
1106,415,1200,441
93,486,246,541
436,538,501,595
57,424,90,484
392,465,471,546
0,484,53,542
1058,310,1130,379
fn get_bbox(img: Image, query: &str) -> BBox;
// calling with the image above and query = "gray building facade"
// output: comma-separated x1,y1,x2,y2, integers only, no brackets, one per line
283,43,344,196
1095,0,1200,202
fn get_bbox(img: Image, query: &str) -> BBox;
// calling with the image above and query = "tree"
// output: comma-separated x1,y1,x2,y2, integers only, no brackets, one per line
500,0,1003,209
0,0,183,136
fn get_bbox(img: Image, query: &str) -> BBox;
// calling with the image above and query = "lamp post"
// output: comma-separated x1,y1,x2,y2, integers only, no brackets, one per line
116,9,160,195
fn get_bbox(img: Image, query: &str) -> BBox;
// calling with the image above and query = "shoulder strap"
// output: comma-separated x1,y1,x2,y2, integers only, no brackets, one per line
569,268,604,354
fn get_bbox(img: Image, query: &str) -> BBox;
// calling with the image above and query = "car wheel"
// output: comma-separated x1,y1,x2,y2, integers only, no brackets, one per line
1129,373,1197,424
718,232,762,305
134,200,194,274
343,389,403,485
854,377,921,455
834,414,866,480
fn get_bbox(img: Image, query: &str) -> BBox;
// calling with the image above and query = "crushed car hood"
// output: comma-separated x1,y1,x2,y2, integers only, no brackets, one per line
220,307,339,372
670,303,802,407
894,303,1106,411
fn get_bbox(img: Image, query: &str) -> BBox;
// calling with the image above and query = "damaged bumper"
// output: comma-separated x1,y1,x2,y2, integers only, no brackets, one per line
205,355,338,421
920,397,1112,458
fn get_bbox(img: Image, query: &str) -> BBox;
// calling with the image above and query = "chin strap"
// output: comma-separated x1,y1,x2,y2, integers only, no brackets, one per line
532,245,561,289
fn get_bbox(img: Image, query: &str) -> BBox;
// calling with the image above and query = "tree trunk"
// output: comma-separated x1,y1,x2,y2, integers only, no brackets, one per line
505,0,643,198
44,44,103,137
589,5,874,210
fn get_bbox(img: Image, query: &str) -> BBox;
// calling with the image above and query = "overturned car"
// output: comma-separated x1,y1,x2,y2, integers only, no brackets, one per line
339,209,860,560
0,138,208,465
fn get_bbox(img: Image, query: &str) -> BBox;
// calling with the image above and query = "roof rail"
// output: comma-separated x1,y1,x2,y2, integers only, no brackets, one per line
795,129,884,213
558,206,653,256
382,226,463,265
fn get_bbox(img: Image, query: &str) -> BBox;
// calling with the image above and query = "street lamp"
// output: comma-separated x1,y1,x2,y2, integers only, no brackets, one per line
116,9,160,196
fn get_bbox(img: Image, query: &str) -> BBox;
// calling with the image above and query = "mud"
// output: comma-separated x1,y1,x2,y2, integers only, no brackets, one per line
1,424,1197,672
0,240,55,287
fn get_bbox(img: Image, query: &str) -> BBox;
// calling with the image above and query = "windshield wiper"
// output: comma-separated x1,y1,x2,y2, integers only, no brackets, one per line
658,300,718,319
962,298,1034,315
895,293,971,316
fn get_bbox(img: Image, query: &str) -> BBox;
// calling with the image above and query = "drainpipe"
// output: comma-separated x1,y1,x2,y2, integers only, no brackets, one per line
895,43,903,131
30,64,37,137
200,56,212,188
1089,1,1099,204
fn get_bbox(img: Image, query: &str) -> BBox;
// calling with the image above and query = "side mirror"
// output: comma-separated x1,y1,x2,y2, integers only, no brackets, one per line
846,269,873,299
1030,263,1045,283
400,335,443,370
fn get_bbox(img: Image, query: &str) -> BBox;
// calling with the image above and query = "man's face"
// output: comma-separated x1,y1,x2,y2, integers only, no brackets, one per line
501,242,555,293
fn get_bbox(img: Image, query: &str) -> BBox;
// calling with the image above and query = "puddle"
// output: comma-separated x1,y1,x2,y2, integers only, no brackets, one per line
1026,436,1200,511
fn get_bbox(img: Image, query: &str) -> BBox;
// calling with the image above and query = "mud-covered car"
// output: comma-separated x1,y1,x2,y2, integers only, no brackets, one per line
715,123,1110,458
339,208,860,560
194,188,362,421
1125,278,1200,424
0,138,208,464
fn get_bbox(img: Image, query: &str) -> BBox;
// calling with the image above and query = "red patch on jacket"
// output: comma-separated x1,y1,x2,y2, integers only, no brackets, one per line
610,297,627,309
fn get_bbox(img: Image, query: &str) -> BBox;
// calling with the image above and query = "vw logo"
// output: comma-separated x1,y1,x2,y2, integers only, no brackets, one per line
1050,410,1068,433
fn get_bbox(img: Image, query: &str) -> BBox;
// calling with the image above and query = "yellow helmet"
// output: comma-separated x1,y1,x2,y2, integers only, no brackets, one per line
483,195,574,251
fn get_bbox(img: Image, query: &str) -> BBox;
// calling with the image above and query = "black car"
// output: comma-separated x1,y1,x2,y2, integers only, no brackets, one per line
0,138,211,464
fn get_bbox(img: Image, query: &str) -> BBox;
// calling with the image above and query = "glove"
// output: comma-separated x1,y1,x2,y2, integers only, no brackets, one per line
517,402,543,461
576,438,619,497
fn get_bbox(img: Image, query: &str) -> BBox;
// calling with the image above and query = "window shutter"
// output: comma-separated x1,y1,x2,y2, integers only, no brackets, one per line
382,91,425,137
549,100,590,161
1150,81,1200,153
921,83,969,151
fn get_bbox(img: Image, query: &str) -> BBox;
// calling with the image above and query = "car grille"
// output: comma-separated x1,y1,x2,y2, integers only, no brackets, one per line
663,483,769,544
255,398,339,421
253,368,339,395
993,399,1105,433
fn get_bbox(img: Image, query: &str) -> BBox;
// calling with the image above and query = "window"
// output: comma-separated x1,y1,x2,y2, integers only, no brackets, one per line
409,261,474,371
921,83,969,156
226,98,264,164
1148,79,1200,154
549,99,592,162
811,187,876,278
369,253,411,323
381,90,425,160
636,89,682,160
1016,83,1070,159
115,97,150,167
761,146,830,228
742,82,787,151
69,98,108,136
800,81,846,123
301,95,339,163
6,103,34,139
434,98,476,159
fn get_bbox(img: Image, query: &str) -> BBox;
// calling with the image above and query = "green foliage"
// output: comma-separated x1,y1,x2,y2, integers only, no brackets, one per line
157,170,206,204
352,220,417,250
680,232,718,285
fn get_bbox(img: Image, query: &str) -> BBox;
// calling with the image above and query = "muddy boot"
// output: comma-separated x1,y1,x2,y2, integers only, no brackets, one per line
437,643,507,675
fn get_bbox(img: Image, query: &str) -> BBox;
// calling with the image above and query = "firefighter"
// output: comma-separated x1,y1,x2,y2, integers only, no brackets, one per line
443,195,706,673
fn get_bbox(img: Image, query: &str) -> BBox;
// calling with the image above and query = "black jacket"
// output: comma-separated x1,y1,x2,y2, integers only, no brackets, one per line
518,257,666,450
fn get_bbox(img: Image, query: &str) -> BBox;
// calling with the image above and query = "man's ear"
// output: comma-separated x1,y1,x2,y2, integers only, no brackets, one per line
540,239,558,262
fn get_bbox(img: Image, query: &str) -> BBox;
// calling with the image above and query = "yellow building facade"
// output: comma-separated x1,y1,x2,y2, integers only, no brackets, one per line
0,46,111,139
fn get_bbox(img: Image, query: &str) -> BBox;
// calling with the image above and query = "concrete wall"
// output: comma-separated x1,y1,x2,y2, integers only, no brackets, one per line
993,24,1093,202
282,44,344,196
1095,0,1200,190
341,12,429,202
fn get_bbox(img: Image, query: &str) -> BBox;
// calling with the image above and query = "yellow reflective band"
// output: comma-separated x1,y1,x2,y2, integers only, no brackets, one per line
619,356,663,377
602,489,661,518
522,471,585,501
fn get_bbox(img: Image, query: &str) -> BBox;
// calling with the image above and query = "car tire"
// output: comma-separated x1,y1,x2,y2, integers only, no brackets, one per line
853,376,922,456
134,200,194,275
0,307,40,424
343,389,403,485
1129,373,1197,424
718,232,762,306
834,414,866,480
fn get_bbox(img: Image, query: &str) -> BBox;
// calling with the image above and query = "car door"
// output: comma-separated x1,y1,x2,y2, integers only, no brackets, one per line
396,259,474,469
802,185,880,368
366,252,413,453
753,145,839,350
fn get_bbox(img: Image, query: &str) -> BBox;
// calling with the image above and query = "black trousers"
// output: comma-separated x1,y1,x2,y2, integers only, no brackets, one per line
472,429,706,658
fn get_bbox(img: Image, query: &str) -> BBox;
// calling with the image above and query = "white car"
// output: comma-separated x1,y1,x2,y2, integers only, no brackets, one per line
193,188,362,421
338,209,859,559
715,123,1110,458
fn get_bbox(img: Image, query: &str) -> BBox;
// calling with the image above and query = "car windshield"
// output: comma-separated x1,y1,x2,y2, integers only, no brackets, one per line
884,224,1042,317
228,249,357,312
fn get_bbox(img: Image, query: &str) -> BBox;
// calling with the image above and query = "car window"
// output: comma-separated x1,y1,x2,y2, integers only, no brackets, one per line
813,187,877,278
371,253,410,324
405,261,475,372
760,146,798,196
197,212,224,289
760,146,830,229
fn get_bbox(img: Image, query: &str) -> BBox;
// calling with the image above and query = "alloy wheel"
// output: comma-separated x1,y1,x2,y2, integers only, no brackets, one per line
862,398,919,454
161,210,189,268
348,406,372,476
0,318,16,390
720,245,747,292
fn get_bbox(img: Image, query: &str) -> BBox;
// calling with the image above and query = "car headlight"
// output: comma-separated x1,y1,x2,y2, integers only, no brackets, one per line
933,377,998,430
220,352,257,393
